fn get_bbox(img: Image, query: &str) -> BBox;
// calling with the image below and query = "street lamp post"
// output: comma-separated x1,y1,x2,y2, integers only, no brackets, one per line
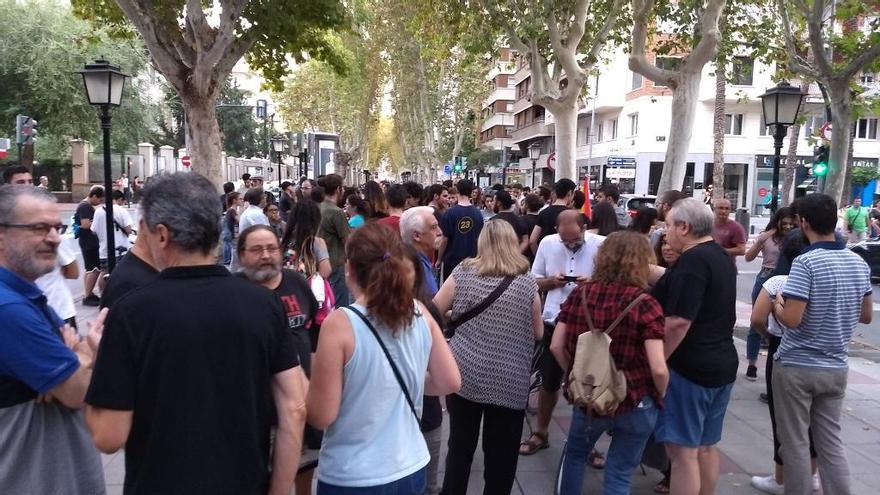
760,82,805,213
271,135,285,181
528,142,541,189
79,59,129,274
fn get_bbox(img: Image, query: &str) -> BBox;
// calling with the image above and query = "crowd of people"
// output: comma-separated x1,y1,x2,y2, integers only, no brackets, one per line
0,163,873,495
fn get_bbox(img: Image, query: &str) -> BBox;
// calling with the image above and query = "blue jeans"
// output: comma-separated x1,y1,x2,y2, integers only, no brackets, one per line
559,398,659,495
318,468,426,495
329,266,350,308
747,270,772,362
221,230,233,266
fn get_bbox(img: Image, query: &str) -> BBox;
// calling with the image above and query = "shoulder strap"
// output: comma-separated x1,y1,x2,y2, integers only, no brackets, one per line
581,291,648,337
447,275,515,331
346,306,421,423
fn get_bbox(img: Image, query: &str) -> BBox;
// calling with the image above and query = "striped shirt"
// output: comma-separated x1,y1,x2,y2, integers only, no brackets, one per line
777,241,872,368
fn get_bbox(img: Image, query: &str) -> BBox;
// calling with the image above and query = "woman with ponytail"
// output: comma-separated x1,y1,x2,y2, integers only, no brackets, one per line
307,223,461,495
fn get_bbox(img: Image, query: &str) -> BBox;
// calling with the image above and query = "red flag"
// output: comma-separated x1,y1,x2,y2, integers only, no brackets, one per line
582,177,592,222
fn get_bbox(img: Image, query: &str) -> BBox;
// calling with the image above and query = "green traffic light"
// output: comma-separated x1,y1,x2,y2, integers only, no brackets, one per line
814,162,828,177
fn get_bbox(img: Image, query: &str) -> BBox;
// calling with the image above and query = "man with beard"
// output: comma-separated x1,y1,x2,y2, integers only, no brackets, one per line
238,224,320,495
0,185,105,494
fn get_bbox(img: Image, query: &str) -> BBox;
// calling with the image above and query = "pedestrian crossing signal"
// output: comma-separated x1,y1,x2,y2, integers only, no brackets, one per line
813,145,829,178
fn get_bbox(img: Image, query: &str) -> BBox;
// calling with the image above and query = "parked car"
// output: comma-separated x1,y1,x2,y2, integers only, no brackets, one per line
618,194,656,217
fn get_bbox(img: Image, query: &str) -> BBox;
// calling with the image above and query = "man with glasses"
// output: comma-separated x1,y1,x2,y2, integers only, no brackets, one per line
238,224,319,494
650,189,687,248
2,165,33,185
0,185,105,494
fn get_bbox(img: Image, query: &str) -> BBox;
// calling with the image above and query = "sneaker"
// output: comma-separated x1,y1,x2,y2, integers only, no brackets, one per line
750,475,784,494
746,365,758,381
812,473,821,491
82,295,100,307
759,392,769,404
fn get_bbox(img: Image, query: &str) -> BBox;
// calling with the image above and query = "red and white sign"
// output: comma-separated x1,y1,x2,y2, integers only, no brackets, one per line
758,187,768,198
546,152,556,171
181,155,191,168
0,149,7,160
820,123,832,142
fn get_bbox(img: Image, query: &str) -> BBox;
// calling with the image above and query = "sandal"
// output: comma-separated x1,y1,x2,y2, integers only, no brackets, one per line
518,432,549,456
589,449,606,469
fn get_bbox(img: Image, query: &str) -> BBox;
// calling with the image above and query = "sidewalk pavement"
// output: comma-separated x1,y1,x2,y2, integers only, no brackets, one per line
71,295,880,495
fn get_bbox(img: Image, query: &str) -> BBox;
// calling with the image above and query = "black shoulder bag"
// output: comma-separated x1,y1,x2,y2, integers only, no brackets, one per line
347,306,421,423
446,275,515,337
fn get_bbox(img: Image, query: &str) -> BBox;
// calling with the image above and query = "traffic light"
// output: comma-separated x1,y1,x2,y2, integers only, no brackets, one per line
16,115,37,145
453,156,463,172
813,144,829,177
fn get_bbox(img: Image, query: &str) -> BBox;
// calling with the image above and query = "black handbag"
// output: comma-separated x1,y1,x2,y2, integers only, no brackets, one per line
445,276,514,337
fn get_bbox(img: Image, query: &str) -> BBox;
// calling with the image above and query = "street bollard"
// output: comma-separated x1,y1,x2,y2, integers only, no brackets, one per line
735,207,750,235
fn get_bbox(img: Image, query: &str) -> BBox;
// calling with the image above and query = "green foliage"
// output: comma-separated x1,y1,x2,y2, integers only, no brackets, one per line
71,0,350,92
217,81,261,158
0,0,158,160
851,165,880,186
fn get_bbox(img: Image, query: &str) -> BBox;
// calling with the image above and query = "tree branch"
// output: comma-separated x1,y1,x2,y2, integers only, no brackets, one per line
683,0,726,70
545,0,582,87
628,0,677,85
803,0,834,78
204,0,250,70
842,41,880,81
775,0,822,82
583,0,626,69
115,0,192,81
568,0,592,50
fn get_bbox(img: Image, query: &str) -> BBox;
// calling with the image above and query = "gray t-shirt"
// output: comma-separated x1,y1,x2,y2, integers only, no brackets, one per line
0,401,105,494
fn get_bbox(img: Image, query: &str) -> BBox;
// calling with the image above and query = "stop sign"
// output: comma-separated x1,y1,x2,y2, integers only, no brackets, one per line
0,149,7,160
181,155,191,168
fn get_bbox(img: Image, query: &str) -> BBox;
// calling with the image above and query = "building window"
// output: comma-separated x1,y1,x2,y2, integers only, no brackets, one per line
856,118,878,139
630,71,643,91
730,57,754,86
596,121,603,142
610,118,618,140
578,122,589,146
654,57,682,88
725,114,744,135
759,114,768,136
862,73,876,84
628,113,639,136
804,114,825,138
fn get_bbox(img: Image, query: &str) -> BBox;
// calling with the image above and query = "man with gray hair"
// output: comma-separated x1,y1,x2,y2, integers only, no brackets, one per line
652,197,738,495
0,185,105,494
85,173,306,495
399,205,443,494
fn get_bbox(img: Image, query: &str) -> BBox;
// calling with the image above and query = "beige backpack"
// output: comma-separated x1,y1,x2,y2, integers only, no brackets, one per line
568,293,647,416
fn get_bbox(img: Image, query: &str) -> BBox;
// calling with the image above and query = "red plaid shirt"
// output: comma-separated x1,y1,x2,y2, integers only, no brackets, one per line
556,282,666,416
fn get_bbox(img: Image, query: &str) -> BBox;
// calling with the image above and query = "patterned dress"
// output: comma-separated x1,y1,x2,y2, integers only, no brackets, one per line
448,264,538,410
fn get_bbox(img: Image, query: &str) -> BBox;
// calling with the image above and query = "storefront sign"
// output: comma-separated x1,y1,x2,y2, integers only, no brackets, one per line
606,168,637,179
608,156,636,167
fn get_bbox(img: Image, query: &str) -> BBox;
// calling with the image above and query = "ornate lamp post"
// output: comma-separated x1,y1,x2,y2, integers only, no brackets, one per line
271,135,286,180
760,82,805,213
528,142,541,189
79,59,129,273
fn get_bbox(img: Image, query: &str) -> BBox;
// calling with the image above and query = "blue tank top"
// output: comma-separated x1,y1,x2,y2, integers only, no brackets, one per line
318,303,432,487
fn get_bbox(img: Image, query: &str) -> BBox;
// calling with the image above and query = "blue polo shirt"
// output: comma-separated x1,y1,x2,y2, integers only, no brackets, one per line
418,252,438,297
0,267,78,407
777,241,872,368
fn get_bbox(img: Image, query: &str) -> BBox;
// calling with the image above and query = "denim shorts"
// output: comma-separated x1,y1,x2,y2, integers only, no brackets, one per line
655,370,733,448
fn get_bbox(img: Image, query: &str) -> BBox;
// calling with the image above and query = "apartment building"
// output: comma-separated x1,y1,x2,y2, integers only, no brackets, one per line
497,47,880,214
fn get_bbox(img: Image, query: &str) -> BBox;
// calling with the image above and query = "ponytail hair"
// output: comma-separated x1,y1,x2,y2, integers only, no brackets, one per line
346,223,416,333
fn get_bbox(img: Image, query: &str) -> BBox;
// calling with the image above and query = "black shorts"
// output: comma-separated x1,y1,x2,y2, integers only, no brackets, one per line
539,321,564,393
82,248,100,272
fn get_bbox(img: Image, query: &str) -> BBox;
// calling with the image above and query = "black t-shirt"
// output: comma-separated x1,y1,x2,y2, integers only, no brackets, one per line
536,205,568,241
495,211,528,239
420,301,445,432
279,194,293,219
651,241,738,387
75,201,98,250
86,265,299,495
271,270,319,375
100,252,158,309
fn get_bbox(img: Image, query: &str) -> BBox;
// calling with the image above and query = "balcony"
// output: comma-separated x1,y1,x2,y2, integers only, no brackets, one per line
487,61,517,80
512,96,534,115
482,87,516,108
480,113,513,131
511,120,554,144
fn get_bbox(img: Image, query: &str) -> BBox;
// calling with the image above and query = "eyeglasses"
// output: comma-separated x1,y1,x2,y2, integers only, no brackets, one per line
245,245,281,255
0,222,64,236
